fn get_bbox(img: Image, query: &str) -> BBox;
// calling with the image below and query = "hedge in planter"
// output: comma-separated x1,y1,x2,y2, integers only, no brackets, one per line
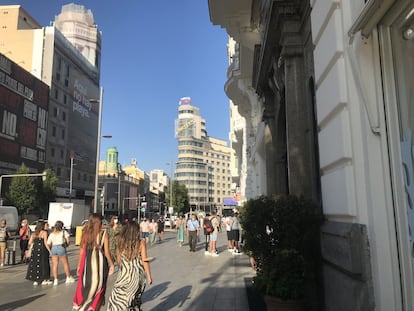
239,194,323,304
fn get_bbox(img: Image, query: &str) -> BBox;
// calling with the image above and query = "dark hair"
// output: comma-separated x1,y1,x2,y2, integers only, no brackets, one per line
34,221,45,234
54,220,64,231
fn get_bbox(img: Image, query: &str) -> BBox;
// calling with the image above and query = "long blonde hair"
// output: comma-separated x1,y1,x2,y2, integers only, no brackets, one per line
81,213,103,249
116,222,141,261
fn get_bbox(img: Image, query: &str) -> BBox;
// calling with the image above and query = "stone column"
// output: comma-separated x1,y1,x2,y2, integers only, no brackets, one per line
281,32,313,198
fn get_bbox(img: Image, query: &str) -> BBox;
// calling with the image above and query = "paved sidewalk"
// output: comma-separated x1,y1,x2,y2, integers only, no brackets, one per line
0,229,256,310
141,230,255,310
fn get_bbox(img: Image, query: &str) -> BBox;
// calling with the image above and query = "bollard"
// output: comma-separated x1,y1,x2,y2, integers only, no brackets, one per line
5,239,16,265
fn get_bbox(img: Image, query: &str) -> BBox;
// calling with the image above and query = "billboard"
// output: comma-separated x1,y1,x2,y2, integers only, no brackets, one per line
0,53,49,173
66,65,99,176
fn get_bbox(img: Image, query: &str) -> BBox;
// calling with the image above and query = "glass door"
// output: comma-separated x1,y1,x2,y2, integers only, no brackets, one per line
380,1,414,309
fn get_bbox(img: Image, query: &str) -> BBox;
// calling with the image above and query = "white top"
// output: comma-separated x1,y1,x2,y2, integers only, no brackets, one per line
47,230,69,246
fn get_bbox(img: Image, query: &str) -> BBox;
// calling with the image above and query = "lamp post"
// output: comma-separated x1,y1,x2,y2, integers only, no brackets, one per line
69,150,75,202
0,172,47,205
93,87,104,213
166,161,173,214
91,87,112,214
117,163,121,217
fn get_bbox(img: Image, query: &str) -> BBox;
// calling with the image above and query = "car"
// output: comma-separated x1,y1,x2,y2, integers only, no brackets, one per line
29,219,48,232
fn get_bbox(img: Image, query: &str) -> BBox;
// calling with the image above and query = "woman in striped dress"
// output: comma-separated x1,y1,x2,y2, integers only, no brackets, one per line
72,214,114,311
107,222,153,311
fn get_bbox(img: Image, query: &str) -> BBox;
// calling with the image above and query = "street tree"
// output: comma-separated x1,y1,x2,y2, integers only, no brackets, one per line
167,180,189,215
7,164,37,216
35,168,57,218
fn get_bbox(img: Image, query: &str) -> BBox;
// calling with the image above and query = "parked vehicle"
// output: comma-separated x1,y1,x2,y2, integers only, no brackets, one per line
48,202,90,234
0,206,19,234
29,219,48,232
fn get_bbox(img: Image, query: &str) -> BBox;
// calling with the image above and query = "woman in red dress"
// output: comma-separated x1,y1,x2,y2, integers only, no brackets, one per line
73,213,114,311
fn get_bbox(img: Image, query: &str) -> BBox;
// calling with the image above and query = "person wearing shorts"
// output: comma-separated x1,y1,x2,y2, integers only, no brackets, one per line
47,221,75,285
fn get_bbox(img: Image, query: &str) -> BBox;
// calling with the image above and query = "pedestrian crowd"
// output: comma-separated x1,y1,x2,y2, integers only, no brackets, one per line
0,209,243,310
179,210,243,257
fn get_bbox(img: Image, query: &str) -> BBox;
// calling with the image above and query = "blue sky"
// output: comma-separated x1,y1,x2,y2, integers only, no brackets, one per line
2,0,230,174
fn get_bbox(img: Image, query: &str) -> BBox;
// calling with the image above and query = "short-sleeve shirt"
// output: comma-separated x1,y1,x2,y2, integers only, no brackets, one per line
211,217,220,235
187,219,199,231
47,230,69,246
0,226,8,242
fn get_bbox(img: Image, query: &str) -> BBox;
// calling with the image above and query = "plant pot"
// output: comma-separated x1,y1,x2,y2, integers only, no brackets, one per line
264,295,304,311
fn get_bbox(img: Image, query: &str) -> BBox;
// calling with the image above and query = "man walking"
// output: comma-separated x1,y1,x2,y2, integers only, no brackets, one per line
186,214,200,252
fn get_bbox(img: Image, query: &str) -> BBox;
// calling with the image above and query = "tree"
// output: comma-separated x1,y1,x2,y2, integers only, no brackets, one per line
7,164,37,216
167,180,189,215
35,169,57,218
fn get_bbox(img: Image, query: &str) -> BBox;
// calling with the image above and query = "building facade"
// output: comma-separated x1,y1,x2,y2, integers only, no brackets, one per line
209,0,414,310
0,4,102,207
0,52,49,202
175,97,232,212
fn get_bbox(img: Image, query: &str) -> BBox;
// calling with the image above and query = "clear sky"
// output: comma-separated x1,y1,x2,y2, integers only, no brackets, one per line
2,0,230,174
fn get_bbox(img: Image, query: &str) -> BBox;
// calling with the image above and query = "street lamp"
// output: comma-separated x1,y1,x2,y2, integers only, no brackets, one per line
90,87,112,213
0,172,47,205
166,161,173,213
117,163,121,217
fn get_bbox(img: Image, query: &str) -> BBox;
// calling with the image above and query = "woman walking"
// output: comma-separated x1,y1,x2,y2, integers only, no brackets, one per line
107,216,122,261
148,218,158,246
47,220,75,285
26,221,52,285
73,213,114,311
107,222,152,311
176,215,185,247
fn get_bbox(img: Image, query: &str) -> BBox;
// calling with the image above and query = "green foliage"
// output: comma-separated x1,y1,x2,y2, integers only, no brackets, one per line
7,164,37,215
35,169,57,217
168,180,190,215
239,194,323,300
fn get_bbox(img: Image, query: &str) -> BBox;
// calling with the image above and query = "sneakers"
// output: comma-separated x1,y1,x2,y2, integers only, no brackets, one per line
41,279,53,285
211,253,219,257
66,276,75,283
53,279,58,286
0,263,3,267
204,251,211,256
33,281,39,286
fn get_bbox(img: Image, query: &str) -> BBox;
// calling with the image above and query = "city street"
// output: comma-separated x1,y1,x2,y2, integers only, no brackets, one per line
0,230,255,310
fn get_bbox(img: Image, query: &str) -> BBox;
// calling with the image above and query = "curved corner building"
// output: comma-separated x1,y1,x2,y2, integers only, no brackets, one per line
175,97,232,213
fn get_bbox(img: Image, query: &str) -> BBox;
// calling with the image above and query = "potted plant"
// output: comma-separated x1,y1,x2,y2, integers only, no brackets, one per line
240,194,322,310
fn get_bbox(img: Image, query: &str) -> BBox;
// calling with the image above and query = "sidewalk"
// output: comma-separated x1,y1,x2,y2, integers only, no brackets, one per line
0,229,257,310
141,229,256,310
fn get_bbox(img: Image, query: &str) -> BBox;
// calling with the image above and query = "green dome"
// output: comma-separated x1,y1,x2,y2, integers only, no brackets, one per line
106,146,118,171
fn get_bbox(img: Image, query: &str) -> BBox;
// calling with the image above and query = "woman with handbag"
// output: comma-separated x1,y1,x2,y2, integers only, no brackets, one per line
47,220,75,285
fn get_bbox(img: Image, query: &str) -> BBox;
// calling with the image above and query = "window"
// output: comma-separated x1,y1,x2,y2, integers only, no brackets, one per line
61,129,65,140
52,126,56,137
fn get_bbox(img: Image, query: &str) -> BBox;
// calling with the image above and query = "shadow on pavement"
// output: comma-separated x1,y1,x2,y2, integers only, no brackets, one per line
147,285,192,311
0,294,46,311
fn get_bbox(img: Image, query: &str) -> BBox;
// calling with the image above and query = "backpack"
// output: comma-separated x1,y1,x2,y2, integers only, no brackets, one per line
203,218,213,234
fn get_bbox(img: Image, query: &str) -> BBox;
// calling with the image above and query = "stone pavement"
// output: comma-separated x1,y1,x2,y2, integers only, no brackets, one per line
0,229,256,310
